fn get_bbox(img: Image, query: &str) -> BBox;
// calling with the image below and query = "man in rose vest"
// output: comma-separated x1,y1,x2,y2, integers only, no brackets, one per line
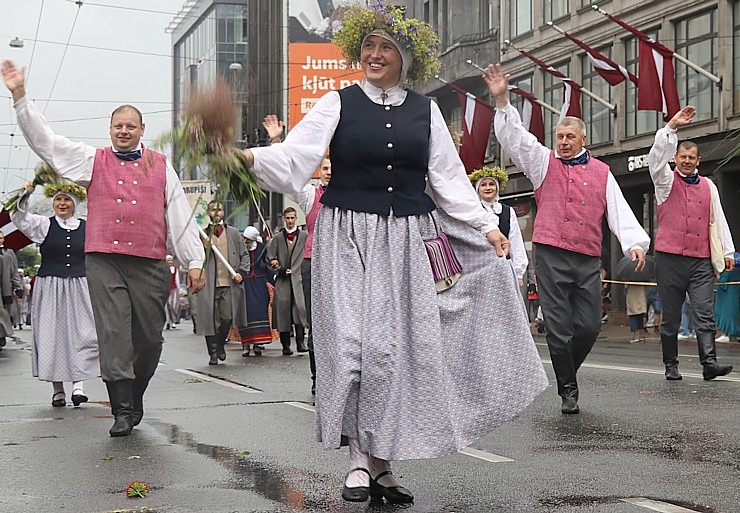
485,63,650,414
648,105,735,381
3,59,205,437
287,156,330,395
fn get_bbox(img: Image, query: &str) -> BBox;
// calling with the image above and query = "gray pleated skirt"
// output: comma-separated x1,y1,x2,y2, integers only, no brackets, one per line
311,206,548,461
31,276,100,382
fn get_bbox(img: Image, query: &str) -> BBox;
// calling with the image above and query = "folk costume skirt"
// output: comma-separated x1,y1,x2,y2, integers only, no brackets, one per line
312,206,548,461
31,276,99,382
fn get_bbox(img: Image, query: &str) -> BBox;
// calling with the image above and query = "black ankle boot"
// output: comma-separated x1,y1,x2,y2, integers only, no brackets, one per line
106,380,135,437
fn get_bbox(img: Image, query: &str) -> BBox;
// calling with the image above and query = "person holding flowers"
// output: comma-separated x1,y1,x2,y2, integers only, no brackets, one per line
2,59,206,437
10,181,99,407
470,165,528,286
240,2,547,504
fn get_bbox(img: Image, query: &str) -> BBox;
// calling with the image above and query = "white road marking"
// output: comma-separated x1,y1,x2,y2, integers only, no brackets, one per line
284,401,316,412
458,447,513,463
540,359,740,383
174,368,262,393
620,497,703,512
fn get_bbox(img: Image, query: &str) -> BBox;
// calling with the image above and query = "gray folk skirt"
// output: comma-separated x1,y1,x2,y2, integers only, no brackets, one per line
31,276,100,382
311,206,548,461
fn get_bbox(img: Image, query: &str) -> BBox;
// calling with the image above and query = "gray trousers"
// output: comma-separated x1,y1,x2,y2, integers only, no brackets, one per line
86,253,169,383
535,244,602,398
206,286,232,354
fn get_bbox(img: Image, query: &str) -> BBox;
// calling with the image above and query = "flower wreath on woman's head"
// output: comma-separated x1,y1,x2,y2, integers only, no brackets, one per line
468,165,509,191
333,1,441,85
43,182,87,202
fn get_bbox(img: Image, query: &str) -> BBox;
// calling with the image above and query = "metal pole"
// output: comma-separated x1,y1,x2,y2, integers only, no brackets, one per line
198,227,237,277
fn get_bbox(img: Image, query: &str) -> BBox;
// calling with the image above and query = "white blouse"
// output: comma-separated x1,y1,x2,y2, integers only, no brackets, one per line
10,191,80,244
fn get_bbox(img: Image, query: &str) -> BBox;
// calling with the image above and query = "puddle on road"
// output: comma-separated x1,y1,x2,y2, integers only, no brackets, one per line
540,495,716,512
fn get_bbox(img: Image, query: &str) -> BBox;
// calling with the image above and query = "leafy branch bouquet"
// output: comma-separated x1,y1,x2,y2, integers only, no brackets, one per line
3,162,61,213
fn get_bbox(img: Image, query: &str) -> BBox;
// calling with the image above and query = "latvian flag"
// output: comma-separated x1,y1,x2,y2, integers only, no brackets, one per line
517,48,582,119
0,210,33,252
508,85,545,144
448,82,495,172
559,30,638,87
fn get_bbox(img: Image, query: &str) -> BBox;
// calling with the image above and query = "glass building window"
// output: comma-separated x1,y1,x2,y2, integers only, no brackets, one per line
510,74,534,119
733,1,740,112
581,48,612,145
545,0,568,23
675,9,717,122
509,0,532,38
625,33,660,137
543,62,571,148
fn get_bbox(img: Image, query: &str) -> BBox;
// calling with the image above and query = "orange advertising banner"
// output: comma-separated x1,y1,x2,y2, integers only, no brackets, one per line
288,42,364,129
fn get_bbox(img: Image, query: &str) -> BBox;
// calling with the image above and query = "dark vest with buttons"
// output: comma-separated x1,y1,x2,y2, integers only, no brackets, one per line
38,218,86,278
321,85,436,216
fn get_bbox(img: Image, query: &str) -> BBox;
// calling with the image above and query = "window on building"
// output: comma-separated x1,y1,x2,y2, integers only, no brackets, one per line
625,33,660,137
581,48,612,145
735,2,740,113
543,62,571,147
509,0,532,38
544,0,568,23
510,74,534,118
675,9,718,122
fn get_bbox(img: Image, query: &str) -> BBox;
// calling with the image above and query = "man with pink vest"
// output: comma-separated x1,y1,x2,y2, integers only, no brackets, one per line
3,60,205,437
485,63,650,414
648,105,735,381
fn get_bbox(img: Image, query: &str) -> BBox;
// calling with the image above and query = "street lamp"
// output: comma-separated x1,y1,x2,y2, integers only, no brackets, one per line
9,37,24,49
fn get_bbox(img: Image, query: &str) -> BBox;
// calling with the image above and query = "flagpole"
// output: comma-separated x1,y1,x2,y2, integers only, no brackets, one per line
591,5,721,84
503,41,617,112
464,60,562,116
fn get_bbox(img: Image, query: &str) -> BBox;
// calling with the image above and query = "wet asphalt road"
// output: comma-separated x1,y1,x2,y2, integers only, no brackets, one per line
1,322,739,513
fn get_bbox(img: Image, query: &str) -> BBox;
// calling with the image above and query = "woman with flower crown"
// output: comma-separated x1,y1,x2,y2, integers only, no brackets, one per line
241,2,547,503
11,181,99,408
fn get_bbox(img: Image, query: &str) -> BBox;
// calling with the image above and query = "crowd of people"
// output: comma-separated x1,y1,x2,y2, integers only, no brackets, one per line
1,0,739,505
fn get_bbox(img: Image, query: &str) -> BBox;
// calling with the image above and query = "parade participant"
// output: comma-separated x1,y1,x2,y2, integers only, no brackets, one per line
240,3,547,504
0,232,19,352
485,63,649,415
267,207,308,356
647,105,735,380
165,255,180,330
2,59,205,437
193,201,248,365
10,182,99,407
230,226,273,357
469,165,528,286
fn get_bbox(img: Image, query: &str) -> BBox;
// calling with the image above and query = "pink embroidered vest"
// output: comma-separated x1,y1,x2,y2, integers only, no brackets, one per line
304,186,325,259
532,151,609,257
86,147,168,259
654,170,711,258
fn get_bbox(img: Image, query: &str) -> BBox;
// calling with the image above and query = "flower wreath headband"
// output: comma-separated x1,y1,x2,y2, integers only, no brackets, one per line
468,166,509,191
43,182,87,202
333,1,441,85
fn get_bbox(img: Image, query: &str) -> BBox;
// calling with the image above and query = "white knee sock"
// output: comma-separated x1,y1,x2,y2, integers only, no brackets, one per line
370,456,401,487
52,382,65,395
72,381,84,395
345,438,369,488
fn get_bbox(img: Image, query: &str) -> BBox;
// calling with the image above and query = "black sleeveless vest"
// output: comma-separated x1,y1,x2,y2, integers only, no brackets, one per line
38,218,86,278
322,85,436,216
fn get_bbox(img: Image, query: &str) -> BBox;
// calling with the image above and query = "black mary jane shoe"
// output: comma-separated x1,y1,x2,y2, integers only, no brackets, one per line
71,393,88,407
370,470,414,504
51,392,66,407
341,468,371,502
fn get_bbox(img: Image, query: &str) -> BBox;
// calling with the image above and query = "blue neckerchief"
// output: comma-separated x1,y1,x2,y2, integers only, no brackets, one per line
320,184,327,192
113,149,142,161
678,172,700,185
559,151,590,166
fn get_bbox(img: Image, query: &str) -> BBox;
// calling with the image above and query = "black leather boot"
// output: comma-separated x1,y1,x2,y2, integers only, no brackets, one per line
550,353,579,414
106,380,135,437
131,379,146,427
295,326,308,353
280,332,293,355
660,333,682,380
697,331,733,380
205,336,219,365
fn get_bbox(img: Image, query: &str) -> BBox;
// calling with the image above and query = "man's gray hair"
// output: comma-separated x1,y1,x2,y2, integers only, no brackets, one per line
556,116,587,136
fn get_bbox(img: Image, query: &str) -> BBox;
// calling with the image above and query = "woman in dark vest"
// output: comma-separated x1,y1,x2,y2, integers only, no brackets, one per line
11,181,99,407
470,165,529,286
240,2,547,504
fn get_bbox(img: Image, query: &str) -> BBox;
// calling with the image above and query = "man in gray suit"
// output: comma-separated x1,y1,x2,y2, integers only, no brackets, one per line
194,201,249,365
268,207,308,355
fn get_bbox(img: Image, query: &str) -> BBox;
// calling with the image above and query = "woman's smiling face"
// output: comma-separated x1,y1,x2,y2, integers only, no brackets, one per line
360,35,402,91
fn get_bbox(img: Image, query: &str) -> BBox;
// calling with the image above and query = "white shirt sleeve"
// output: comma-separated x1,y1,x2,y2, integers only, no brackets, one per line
286,184,316,216
8,191,50,244
251,91,339,194
707,180,736,258
493,102,551,189
605,172,651,256
647,125,677,205
507,206,528,280
426,101,498,233
164,160,205,270
13,97,97,185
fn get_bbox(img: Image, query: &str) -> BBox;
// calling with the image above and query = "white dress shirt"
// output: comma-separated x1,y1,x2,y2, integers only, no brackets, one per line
13,96,204,269
494,102,650,257
252,80,499,234
648,125,735,257
480,199,528,280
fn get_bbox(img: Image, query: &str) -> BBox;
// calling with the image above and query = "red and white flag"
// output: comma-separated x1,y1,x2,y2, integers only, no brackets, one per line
508,85,545,143
517,48,582,119
601,11,679,121
559,30,638,87
447,82,495,172
0,210,33,252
